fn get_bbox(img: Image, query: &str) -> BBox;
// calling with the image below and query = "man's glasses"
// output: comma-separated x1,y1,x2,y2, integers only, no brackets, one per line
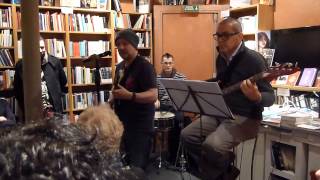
213,32,240,41
162,62,173,65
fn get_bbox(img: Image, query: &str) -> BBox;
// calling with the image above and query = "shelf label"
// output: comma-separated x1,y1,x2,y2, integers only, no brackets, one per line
183,5,200,13
61,7,74,14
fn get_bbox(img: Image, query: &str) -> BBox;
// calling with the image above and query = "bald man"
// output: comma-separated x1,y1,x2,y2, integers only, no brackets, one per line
181,17,275,180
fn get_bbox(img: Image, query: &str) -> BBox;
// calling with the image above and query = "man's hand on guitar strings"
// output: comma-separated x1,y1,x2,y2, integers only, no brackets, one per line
240,79,262,103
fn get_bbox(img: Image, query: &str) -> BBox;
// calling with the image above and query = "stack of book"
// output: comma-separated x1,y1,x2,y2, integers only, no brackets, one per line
18,39,66,58
116,14,151,30
0,49,13,66
0,30,12,47
67,14,109,32
72,66,112,85
62,90,109,111
0,70,14,90
44,39,66,58
69,40,110,57
0,7,12,28
136,32,150,48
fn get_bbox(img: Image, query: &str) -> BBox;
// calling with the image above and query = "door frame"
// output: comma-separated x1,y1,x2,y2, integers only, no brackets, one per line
153,5,229,78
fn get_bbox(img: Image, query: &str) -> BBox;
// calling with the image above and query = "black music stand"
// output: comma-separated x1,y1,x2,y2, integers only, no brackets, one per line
159,79,234,141
83,51,111,104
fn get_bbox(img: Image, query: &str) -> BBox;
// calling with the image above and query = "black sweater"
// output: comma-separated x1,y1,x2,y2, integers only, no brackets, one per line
215,44,275,120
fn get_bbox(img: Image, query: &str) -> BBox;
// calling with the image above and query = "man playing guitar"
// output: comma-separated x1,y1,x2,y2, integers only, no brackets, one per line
181,18,275,180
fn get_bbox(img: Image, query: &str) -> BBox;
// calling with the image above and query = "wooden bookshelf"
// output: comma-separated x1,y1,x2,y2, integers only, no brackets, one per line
0,46,14,49
272,84,320,92
122,12,152,15
0,3,12,7
114,3,153,62
17,30,67,34
0,4,117,121
72,82,113,87
0,27,13,30
69,31,111,35
0,66,14,69
230,4,258,16
70,56,112,60
243,33,256,40
230,4,274,46
115,27,151,32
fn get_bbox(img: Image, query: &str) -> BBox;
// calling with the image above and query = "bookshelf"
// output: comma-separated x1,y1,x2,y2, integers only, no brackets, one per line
265,131,308,180
0,3,14,101
114,11,153,63
0,3,118,121
230,4,274,49
272,84,320,93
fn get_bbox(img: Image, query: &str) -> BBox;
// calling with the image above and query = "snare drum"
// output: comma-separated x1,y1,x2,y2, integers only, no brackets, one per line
154,111,175,129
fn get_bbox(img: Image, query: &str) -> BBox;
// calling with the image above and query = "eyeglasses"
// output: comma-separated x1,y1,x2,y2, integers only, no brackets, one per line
213,32,240,41
162,62,173,65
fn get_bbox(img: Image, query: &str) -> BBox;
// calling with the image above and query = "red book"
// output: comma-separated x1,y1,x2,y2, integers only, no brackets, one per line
73,42,80,57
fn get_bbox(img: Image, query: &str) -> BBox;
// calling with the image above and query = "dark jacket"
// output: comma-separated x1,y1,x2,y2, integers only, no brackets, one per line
14,54,67,115
215,43,275,120
0,98,15,127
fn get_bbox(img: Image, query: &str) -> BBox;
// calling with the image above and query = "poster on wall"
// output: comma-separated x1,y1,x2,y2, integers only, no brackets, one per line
258,31,275,67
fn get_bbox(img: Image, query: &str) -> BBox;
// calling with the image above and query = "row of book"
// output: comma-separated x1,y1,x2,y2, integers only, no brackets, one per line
18,39,66,59
116,14,151,30
272,68,320,88
0,70,14,90
71,66,112,85
62,90,109,111
0,49,14,66
18,39,109,59
45,38,67,58
162,0,185,5
10,0,110,9
69,40,110,57
0,7,12,28
17,11,65,32
67,14,109,32
136,32,151,48
0,30,12,47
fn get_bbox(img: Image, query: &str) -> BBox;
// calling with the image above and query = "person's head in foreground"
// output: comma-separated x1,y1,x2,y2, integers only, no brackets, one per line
0,105,146,180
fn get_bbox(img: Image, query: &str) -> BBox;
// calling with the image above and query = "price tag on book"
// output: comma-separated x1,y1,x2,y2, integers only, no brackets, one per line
61,7,74,14
277,88,290,97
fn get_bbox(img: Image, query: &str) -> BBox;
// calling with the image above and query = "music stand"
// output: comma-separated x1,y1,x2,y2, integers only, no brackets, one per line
159,79,234,141
83,51,111,104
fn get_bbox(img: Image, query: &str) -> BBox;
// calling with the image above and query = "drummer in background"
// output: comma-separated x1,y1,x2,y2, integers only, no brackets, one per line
156,53,186,110
155,52,188,162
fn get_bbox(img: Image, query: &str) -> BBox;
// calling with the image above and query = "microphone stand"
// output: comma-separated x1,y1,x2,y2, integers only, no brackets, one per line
94,55,101,104
83,51,111,104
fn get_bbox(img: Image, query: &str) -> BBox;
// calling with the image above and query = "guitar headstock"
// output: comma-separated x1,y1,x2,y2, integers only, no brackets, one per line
263,63,300,82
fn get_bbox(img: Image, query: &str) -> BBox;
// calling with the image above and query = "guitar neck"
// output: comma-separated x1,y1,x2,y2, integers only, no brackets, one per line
221,72,264,95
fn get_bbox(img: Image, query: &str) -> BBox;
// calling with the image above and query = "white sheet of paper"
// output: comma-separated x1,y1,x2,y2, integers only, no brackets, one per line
0,116,7,122
159,79,233,119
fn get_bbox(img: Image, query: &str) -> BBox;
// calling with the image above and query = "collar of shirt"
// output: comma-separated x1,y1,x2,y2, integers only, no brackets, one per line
229,41,243,62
